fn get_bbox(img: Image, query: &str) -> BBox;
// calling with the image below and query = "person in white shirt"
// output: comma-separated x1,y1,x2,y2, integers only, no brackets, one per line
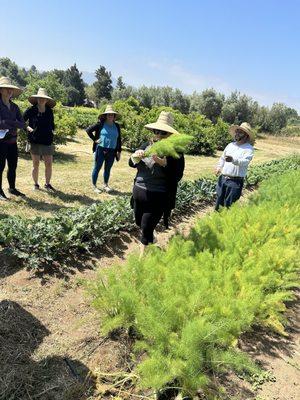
215,122,254,210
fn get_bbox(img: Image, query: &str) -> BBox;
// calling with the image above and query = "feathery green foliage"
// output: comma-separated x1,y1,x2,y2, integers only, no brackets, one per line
144,134,193,158
89,170,300,396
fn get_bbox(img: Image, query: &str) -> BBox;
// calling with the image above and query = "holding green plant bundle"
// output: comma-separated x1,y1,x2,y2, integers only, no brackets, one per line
144,132,192,158
129,111,186,250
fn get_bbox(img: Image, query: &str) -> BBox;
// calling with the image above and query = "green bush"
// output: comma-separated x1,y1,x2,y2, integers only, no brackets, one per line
89,170,300,396
67,106,100,128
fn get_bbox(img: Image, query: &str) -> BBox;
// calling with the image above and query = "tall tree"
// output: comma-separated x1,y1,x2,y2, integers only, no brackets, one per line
93,66,113,101
0,57,27,86
63,64,85,106
116,76,126,90
190,89,224,122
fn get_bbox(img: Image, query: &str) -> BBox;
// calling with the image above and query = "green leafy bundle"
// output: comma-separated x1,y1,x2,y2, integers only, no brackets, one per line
144,134,193,158
89,170,300,396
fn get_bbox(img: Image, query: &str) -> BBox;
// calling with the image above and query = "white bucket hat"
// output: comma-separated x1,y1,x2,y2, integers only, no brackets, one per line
229,122,254,142
0,76,23,97
29,88,56,108
100,104,119,116
144,111,179,135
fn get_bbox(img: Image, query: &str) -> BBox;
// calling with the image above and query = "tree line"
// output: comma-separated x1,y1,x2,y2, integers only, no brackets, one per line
1,57,298,133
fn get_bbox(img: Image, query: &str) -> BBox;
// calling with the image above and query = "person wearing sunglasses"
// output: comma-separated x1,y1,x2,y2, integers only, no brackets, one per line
129,111,185,254
215,122,254,210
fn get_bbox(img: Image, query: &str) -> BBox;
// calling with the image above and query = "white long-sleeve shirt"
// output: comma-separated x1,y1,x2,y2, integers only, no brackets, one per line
217,142,254,178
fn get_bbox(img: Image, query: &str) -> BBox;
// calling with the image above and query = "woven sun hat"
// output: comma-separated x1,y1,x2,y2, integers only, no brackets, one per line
144,111,179,135
229,122,254,142
28,88,56,108
0,76,23,97
100,104,119,116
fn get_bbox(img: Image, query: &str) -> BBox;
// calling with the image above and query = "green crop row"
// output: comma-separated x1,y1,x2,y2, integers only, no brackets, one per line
0,156,298,270
89,169,300,397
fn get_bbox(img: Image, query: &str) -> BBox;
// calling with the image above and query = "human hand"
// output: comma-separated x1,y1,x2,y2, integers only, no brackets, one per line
225,155,233,162
215,168,222,176
152,154,167,166
134,150,145,159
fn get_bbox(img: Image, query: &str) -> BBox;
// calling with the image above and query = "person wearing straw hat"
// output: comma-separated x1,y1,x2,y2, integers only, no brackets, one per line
0,76,26,200
129,111,185,252
215,122,254,211
86,104,122,193
23,88,56,191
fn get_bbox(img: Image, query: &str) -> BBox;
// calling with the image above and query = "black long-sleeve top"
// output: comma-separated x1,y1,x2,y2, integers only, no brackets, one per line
23,105,55,145
86,121,122,153
0,96,25,144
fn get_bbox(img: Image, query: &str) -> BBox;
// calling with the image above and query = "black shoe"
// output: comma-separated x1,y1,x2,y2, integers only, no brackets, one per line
33,183,40,191
44,183,55,191
9,188,25,197
0,189,8,201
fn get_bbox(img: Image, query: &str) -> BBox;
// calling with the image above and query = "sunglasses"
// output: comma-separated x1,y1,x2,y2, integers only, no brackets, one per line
153,129,168,136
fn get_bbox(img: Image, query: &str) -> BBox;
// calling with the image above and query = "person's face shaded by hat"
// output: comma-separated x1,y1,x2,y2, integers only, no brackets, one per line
234,129,250,144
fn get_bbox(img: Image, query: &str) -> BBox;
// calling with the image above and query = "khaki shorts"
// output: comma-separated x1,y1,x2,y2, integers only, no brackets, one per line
30,143,54,156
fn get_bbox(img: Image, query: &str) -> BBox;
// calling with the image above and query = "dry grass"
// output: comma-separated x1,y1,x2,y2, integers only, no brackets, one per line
1,131,299,218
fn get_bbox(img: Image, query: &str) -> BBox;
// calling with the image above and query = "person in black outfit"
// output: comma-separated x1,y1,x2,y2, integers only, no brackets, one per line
23,88,56,191
86,104,122,193
0,76,25,200
129,111,185,253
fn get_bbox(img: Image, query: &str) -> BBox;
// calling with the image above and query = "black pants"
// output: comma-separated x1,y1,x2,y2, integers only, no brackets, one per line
0,142,18,190
133,186,167,245
215,175,244,211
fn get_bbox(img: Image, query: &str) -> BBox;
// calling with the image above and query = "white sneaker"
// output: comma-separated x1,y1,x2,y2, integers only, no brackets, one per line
94,186,101,194
103,184,112,193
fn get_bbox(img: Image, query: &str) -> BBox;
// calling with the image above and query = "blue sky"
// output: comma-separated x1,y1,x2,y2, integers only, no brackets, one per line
1,0,299,109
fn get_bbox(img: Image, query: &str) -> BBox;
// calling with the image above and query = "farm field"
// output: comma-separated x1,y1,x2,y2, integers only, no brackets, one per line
0,156,299,400
0,131,300,218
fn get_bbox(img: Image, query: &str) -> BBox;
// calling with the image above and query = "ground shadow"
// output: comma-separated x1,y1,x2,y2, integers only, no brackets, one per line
107,188,132,197
0,300,95,400
18,150,78,164
22,196,70,213
45,189,96,206
54,151,78,164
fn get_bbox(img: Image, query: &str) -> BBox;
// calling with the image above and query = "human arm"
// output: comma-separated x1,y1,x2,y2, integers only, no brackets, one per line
86,122,100,142
226,148,254,167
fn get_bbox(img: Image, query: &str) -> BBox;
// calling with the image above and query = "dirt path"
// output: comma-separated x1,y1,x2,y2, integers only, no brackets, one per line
0,203,299,399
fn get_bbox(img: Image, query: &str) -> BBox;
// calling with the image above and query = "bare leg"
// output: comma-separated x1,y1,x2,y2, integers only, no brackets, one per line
43,155,53,185
31,153,40,185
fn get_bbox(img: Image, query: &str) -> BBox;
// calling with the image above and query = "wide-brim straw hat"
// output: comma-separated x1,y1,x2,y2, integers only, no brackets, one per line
145,111,179,135
0,76,23,97
229,122,255,142
100,104,119,116
29,88,56,108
